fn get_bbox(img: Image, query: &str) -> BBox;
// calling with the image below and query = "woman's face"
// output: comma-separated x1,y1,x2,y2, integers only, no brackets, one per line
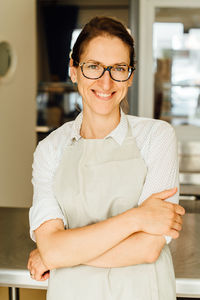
70,35,133,116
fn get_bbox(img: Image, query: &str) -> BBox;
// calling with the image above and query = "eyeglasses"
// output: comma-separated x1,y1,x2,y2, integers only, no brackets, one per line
78,61,135,82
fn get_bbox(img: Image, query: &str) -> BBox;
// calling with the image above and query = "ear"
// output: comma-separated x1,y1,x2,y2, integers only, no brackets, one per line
69,58,78,83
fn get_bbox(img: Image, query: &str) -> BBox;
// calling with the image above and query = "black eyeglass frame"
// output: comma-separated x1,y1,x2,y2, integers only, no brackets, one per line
77,62,135,82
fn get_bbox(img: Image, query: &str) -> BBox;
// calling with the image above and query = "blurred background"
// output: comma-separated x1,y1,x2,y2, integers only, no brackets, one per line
0,0,200,299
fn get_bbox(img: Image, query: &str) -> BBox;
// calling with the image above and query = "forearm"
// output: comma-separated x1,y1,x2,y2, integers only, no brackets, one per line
84,232,166,268
36,208,140,270
36,189,183,270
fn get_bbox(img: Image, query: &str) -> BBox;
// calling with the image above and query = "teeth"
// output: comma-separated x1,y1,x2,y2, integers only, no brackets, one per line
96,92,112,98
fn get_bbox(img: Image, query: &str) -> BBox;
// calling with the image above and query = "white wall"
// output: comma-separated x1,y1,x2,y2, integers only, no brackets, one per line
0,0,37,207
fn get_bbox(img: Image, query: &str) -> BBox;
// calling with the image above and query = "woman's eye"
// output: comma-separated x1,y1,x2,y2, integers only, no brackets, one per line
114,66,126,72
87,64,99,70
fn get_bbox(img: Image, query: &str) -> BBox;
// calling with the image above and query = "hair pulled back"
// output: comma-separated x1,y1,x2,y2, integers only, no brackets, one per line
71,16,135,68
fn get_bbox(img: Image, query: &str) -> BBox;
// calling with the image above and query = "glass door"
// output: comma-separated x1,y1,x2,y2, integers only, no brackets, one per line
153,7,200,126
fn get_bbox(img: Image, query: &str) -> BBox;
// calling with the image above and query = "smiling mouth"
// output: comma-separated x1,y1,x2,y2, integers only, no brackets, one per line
92,90,115,100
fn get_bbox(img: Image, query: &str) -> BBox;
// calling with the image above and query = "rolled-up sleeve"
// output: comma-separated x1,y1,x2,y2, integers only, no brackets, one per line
29,140,66,242
138,121,179,244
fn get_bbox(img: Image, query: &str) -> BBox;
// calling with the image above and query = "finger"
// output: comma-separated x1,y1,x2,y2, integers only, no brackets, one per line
172,221,182,232
36,270,49,281
40,277,47,281
174,204,185,216
167,229,179,239
34,271,44,281
42,271,50,280
29,271,35,280
33,267,49,280
175,214,183,225
43,270,50,276
154,187,177,200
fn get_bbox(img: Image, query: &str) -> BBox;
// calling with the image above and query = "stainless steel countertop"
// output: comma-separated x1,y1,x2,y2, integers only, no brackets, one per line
169,213,200,297
0,207,47,289
0,205,200,296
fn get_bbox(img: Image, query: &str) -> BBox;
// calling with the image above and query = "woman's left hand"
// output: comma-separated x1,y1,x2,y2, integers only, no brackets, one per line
27,248,50,281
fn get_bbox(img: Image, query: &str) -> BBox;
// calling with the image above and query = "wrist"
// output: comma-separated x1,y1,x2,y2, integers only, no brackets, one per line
124,207,142,234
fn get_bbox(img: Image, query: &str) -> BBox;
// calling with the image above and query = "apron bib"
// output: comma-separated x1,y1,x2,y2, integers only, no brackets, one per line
47,124,176,300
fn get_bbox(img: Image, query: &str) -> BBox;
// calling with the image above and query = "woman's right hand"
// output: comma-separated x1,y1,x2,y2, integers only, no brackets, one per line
27,248,50,281
136,188,185,239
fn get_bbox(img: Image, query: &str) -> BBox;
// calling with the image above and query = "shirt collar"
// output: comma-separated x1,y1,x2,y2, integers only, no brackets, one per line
70,109,128,145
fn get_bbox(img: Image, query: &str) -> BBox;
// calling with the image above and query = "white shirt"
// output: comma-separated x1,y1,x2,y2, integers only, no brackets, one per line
29,110,179,244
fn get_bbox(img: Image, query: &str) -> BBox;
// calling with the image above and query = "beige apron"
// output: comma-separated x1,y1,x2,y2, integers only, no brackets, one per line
47,124,176,300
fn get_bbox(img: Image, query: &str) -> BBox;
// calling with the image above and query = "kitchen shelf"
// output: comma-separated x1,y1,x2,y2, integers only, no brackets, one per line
38,81,78,93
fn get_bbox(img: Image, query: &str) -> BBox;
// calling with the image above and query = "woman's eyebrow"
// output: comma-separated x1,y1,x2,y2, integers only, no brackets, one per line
114,62,128,66
85,59,128,66
85,59,101,64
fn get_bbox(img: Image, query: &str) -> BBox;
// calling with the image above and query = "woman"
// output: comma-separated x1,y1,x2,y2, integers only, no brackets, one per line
28,17,185,300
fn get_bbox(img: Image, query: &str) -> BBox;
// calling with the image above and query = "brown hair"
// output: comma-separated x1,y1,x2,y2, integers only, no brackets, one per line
71,16,135,113
71,16,135,68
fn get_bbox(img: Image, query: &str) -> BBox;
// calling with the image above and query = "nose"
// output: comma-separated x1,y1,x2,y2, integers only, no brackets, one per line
97,69,113,91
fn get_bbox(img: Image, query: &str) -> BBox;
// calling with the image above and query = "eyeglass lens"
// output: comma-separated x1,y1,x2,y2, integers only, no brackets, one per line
82,62,132,81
